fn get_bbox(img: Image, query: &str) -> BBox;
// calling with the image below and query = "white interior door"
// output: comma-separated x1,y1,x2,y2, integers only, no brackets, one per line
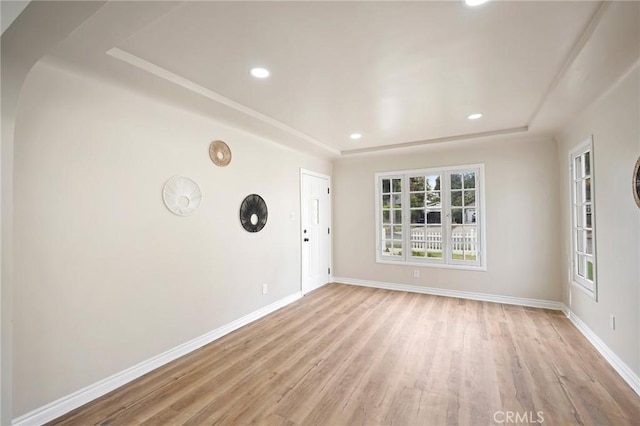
301,170,330,294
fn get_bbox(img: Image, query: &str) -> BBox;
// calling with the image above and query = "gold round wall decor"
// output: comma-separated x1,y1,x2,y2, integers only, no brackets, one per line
209,140,232,167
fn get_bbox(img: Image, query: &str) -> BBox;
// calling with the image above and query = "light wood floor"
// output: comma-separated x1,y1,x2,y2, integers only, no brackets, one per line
50,283,639,425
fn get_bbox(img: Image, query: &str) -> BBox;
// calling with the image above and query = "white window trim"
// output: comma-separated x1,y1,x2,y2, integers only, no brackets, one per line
569,136,597,300
374,163,487,271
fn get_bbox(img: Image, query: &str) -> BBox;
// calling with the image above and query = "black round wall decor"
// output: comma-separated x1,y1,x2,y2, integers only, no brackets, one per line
240,194,268,233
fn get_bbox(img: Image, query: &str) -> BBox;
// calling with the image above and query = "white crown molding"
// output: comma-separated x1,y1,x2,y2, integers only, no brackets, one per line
12,291,303,426
527,0,610,126
341,126,529,156
333,276,563,310
106,47,340,156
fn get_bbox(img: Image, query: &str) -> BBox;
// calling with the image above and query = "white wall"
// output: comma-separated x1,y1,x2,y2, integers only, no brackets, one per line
9,29,638,423
556,64,640,376
332,136,562,302
12,59,330,417
2,4,108,422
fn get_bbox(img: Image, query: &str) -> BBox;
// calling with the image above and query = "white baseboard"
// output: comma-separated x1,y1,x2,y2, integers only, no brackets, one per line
563,308,640,396
12,291,303,426
14,282,639,426
333,276,564,310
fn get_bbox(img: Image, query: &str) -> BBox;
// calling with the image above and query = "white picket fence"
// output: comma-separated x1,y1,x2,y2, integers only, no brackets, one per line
410,228,477,254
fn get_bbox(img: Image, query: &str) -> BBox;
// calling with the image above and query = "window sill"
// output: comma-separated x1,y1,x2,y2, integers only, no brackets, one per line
376,258,486,272
571,279,597,300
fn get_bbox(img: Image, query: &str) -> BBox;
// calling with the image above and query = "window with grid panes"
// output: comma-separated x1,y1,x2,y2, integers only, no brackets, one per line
380,176,404,257
570,138,597,297
376,164,485,269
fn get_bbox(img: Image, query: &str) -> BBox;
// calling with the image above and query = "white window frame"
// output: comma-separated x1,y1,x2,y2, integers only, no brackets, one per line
375,164,486,271
569,137,597,299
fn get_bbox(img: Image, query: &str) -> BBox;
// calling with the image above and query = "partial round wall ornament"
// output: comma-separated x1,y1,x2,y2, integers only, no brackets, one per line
209,140,232,167
240,194,268,232
162,176,202,216
633,155,640,209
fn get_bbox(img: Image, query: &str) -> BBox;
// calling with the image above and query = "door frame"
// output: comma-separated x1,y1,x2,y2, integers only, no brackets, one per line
300,168,332,294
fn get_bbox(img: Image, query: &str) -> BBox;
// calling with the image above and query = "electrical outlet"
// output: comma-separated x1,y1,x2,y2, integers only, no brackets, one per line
262,283,268,295
413,269,420,278
610,314,615,330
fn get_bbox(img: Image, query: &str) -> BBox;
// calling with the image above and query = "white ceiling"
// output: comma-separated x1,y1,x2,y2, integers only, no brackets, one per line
1,0,31,35
28,1,640,156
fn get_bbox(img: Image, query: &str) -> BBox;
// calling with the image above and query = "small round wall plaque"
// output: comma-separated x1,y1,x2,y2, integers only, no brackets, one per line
209,140,232,167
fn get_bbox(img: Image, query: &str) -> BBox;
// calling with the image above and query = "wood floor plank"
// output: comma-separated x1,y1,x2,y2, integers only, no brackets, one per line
49,284,640,426
171,287,391,425
105,286,374,425
53,285,348,426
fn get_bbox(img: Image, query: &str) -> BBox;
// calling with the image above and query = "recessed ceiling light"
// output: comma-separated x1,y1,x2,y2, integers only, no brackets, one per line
467,113,483,120
465,0,489,6
350,133,363,140
250,67,270,79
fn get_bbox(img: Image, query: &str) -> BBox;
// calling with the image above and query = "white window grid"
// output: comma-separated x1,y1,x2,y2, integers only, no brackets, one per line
569,137,597,298
375,164,486,271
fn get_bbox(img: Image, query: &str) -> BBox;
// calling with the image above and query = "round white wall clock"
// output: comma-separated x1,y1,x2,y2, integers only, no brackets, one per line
162,176,202,216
